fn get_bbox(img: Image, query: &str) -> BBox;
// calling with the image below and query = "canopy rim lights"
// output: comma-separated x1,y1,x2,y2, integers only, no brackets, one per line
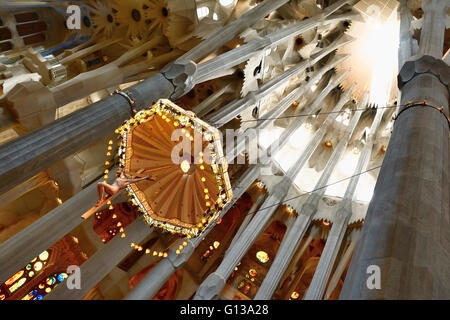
114,99,233,238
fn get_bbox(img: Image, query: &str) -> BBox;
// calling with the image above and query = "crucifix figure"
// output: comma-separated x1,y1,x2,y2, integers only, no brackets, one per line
96,168,156,205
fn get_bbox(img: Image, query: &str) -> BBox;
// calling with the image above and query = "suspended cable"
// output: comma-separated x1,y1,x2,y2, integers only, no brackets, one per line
240,165,382,214
215,104,399,126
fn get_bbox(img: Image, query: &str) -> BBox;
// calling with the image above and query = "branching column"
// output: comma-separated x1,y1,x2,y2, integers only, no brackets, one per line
226,194,266,252
305,106,384,300
194,87,355,300
254,92,365,300
45,220,153,300
0,0,290,195
324,229,360,300
226,54,350,162
194,0,357,85
340,0,450,299
208,35,353,126
398,0,418,68
264,70,350,159
280,226,321,291
0,169,119,284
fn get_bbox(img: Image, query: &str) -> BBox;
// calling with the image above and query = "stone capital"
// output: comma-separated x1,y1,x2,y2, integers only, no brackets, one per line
167,240,195,269
194,272,226,300
273,179,291,199
2,80,57,130
301,201,318,217
161,59,197,100
421,0,450,13
398,55,450,91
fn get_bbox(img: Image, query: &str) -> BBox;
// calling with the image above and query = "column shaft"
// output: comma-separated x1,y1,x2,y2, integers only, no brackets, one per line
304,214,348,299
208,33,353,127
0,170,118,284
418,0,448,59
0,74,174,195
281,226,320,288
398,0,417,68
340,0,450,298
45,219,153,299
255,94,365,299
324,229,360,300
226,194,266,251
264,71,349,159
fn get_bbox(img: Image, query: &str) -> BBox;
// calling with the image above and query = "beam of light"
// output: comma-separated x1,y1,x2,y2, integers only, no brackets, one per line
365,16,400,107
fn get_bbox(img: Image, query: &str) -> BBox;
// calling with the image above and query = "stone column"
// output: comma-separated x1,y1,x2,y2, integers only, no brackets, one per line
226,55,349,163
193,188,287,300
0,171,51,207
254,92,365,299
0,73,174,196
195,2,358,84
193,83,233,117
304,210,348,300
124,165,260,300
207,59,313,126
398,0,418,68
340,0,450,299
257,54,350,131
194,87,355,300
45,219,153,300
177,0,291,63
0,0,291,195
0,169,118,284
324,229,360,300
264,70,350,159
226,193,266,252
207,34,352,127
281,225,321,289
305,106,384,300
417,0,448,59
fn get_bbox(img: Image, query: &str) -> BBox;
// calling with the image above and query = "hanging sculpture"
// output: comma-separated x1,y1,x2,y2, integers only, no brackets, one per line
84,99,232,238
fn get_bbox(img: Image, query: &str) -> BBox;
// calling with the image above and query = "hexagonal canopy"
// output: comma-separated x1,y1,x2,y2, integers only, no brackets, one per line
116,99,232,237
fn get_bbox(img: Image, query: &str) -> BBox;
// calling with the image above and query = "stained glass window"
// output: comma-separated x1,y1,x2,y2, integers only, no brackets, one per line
21,272,68,300
0,250,51,300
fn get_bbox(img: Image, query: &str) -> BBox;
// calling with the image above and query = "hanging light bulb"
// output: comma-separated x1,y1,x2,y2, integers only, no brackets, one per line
180,160,190,174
